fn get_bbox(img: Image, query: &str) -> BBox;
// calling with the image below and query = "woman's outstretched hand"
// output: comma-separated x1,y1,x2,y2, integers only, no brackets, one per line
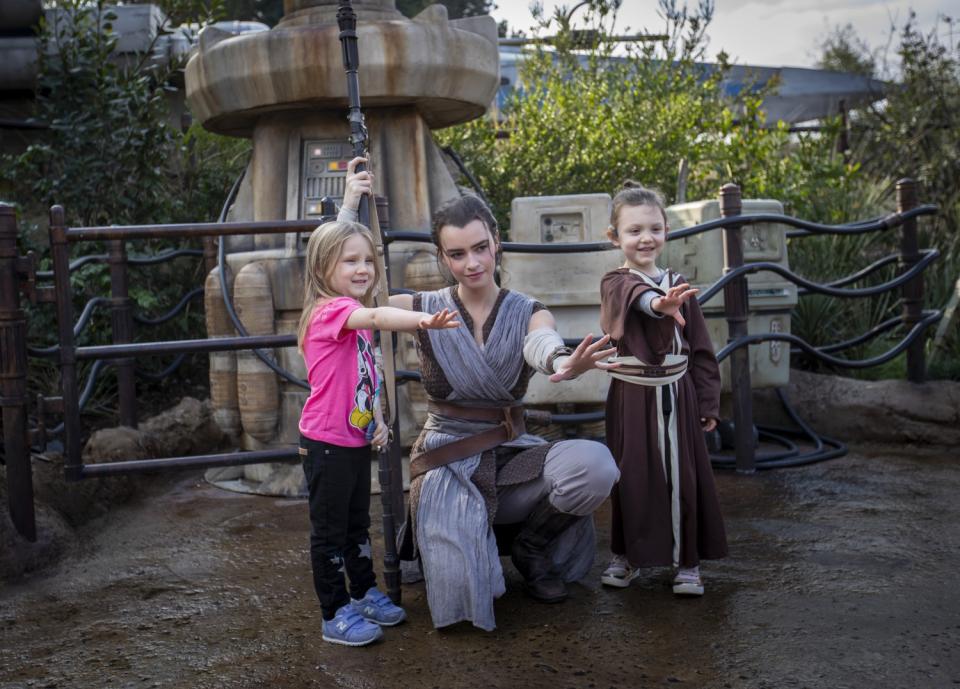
651,283,699,327
549,333,620,382
418,308,461,330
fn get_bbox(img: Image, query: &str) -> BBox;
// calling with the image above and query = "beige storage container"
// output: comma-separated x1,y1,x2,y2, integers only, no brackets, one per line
502,193,619,306
663,199,797,390
663,199,797,311
501,194,618,405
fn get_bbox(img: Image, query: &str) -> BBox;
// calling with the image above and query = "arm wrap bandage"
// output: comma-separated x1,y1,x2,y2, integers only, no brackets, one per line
523,327,573,375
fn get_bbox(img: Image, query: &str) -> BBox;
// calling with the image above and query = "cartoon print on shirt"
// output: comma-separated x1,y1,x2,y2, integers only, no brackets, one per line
348,334,376,431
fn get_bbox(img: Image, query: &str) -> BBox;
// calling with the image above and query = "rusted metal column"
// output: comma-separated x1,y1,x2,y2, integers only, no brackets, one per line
108,239,137,427
836,99,850,161
896,179,925,383
49,205,83,481
376,196,405,524
720,184,755,474
374,194,401,603
0,204,36,541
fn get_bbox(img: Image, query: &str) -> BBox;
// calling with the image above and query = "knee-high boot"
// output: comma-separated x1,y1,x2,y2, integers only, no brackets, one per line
510,497,580,603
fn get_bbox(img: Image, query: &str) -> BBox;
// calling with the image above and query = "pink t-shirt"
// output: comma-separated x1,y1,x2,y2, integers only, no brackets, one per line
299,296,378,447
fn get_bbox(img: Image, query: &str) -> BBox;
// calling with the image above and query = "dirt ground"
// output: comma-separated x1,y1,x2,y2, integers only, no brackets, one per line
1,445,958,689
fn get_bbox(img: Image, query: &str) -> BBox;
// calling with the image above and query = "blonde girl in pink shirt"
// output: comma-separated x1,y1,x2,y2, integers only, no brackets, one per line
297,219,457,646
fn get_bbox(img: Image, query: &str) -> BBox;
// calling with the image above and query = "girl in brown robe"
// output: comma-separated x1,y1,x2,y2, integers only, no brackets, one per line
599,182,728,596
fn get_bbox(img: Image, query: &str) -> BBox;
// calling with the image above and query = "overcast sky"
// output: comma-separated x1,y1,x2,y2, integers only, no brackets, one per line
489,0,955,69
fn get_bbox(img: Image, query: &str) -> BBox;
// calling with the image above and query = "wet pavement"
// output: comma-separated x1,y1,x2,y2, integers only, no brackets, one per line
2,445,958,689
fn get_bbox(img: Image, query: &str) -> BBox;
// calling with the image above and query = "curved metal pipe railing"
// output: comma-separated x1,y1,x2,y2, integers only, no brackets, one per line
27,296,110,357
49,359,108,435
35,248,205,279
697,250,939,305
212,171,312,391
31,186,941,475
133,287,204,326
666,203,938,240
136,353,188,381
714,309,941,368
795,315,903,356
805,254,900,293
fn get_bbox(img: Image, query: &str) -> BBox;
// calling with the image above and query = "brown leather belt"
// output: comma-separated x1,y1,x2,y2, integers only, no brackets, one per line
409,401,528,480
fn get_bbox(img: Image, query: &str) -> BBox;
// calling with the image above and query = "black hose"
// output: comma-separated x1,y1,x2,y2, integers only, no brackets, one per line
215,168,310,390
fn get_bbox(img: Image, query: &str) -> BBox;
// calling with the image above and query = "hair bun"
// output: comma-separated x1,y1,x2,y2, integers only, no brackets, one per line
621,179,642,190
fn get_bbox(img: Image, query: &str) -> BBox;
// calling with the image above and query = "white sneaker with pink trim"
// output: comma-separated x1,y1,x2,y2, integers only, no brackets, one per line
600,554,640,588
672,567,704,596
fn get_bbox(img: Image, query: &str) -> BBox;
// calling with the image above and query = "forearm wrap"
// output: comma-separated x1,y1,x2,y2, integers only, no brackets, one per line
523,328,573,375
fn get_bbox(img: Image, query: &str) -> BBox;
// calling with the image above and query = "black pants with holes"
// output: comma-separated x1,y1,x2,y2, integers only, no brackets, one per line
300,435,377,620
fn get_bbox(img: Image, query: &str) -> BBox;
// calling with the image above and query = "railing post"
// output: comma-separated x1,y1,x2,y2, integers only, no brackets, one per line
109,239,137,427
896,178,925,383
49,205,83,481
375,194,401,603
0,204,36,541
720,183,755,474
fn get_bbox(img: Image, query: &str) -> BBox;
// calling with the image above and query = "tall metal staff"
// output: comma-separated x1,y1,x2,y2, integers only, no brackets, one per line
337,0,402,603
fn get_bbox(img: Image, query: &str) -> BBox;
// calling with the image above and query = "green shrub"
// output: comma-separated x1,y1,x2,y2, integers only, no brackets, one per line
1,0,250,417
437,0,858,229
438,1,957,379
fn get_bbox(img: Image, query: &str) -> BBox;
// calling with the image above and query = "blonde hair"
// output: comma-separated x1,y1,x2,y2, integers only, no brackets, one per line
609,180,668,235
297,220,379,351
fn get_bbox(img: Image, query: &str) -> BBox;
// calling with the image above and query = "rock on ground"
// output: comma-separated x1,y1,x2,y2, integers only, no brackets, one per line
0,397,224,582
754,369,960,446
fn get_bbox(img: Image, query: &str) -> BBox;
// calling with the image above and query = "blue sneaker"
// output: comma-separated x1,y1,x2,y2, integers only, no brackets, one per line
351,587,407,626
321,604,383,646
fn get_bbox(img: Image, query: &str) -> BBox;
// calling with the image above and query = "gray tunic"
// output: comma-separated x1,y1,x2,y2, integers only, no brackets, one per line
412,287,601,630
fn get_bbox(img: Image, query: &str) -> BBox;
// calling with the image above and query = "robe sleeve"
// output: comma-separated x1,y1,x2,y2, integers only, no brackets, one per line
600,269,676,360
683,295,721,420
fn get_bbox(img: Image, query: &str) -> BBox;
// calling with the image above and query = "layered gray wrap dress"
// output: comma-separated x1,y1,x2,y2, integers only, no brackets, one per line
409,287,618,630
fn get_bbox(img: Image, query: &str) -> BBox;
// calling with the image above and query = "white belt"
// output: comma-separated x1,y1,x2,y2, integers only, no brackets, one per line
606,353,688,387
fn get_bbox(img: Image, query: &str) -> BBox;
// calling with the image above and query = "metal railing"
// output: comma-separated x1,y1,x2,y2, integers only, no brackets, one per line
0,179,942,545
27,242,212,434
384,180,942,473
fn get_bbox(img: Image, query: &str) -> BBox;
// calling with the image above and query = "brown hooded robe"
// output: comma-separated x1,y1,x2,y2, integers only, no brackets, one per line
600,268,728,568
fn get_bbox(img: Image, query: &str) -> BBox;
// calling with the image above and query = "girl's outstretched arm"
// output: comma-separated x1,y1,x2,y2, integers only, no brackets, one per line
651,283,700,327
346,306,459,332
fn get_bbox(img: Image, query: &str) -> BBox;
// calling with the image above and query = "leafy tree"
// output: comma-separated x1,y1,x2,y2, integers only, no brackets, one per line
786,13,960,378
849,14,959,374
138,0,227,26
396,0,495,20
6,2,178,228
220,0,283,25
2,0,250,408
816,23,878,77
436,0,856,227
854,15,958,251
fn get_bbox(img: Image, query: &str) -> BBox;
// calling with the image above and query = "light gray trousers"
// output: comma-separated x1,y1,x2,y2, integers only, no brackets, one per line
494,438,620,524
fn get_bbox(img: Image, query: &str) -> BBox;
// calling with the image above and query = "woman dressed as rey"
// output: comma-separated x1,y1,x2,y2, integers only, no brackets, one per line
339,166,621,631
